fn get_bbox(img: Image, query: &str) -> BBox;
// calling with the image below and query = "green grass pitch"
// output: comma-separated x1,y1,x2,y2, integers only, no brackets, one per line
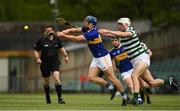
0,93,180,110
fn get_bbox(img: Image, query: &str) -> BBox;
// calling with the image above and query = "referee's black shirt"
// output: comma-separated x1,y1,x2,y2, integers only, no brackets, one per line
33,36,63,62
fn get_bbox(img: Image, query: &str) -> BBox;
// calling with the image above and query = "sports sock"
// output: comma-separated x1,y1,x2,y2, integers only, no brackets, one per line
140,90,145,101
55,84,62,99
120,91,128,100
133,92,139,99
105,83,114,90
43,84,50,100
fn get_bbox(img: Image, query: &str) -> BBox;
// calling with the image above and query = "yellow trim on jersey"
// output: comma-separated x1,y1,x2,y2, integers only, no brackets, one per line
87,37,102,44
115,52,128,61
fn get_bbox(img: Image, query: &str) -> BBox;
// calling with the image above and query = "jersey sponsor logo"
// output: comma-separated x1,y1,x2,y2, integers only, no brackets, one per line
54,44,58,47
113,52,116,55
115,52,128,61
44,44,49,47
87,37,102,44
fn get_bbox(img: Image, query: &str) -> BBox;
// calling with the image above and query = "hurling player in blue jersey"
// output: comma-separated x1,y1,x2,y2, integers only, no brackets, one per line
56,15,131,105
109,36,151,105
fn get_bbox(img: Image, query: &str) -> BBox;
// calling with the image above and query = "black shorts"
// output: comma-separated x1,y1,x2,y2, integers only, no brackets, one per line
40,61,60,77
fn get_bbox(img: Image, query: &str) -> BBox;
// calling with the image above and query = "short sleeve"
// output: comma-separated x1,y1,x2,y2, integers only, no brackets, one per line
127,27,136,37
33,39,41,51
58,38,63,48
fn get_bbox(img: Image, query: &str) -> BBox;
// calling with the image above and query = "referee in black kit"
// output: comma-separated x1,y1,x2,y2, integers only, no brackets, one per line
33,25,69,104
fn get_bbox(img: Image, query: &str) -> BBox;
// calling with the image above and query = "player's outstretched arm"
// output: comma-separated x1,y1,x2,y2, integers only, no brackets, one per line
56,32,86,43
99,29,133,37
98,29,115,37
109,30,133,37
62,28,82,35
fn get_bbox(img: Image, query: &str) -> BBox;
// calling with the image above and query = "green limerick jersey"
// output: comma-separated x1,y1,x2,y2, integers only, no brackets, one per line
120,27,146,59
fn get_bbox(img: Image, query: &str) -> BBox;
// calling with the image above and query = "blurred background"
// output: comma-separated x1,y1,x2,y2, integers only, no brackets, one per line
0,0,179,94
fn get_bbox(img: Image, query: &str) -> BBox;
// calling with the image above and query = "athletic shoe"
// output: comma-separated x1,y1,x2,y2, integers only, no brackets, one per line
169,76,178,91
121,96,133,106
58,98,66,104
110,86,117,100
46,96,51,104
121,99,127,106
133,97,143,105
46,98,51,104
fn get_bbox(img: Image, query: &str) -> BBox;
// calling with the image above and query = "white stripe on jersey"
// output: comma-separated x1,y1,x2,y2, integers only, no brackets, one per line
120,27,145,59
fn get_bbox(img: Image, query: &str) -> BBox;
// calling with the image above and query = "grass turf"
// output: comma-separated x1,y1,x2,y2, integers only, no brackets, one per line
0,93,179,110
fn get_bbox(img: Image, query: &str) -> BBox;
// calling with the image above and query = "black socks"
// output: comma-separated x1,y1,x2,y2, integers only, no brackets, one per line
55,84,62,99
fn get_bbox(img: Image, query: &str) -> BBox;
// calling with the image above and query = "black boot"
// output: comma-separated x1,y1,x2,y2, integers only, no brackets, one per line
121,96,133,106
168,76,178,91
58,98,66,104
110,86,117,100
55,84,65,104
121,99,127,106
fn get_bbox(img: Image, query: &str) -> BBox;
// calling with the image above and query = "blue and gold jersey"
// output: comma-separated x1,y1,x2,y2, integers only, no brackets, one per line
109,46,133,73
82,28,108,58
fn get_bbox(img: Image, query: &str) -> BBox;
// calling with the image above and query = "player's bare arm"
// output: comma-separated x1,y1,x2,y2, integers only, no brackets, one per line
99,29,132,37
59,47,69,64
56,32,86,43
98,29,115,37
109,30,133,37
62,28,82,34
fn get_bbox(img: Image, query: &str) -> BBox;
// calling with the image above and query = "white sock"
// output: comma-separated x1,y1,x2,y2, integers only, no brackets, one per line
122,94,128,100
120,93,128,100
108,84,114,90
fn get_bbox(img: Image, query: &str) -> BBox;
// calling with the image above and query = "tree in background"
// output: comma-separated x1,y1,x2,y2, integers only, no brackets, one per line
0,0,179,26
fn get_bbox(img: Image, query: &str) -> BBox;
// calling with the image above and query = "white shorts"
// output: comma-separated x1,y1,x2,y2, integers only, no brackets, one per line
131,53,150,67
121,69,133,80
90,54,112,71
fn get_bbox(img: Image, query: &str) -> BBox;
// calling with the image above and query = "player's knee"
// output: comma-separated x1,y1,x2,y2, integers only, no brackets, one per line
131,73,138,79
44,80,50,86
